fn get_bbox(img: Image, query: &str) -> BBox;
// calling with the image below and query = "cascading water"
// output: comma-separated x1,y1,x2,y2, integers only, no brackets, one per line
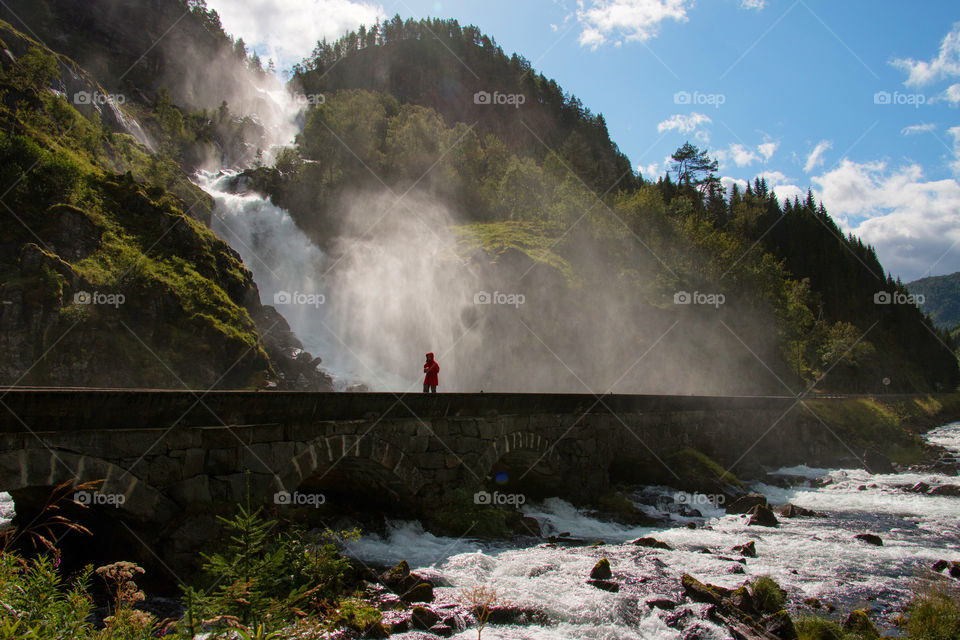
341,423,960,639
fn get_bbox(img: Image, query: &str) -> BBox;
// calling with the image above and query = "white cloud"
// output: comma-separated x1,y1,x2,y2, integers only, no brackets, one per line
945,83,960,105
949,126,960,176
728,144,759,167
715,141,778,169
204,0,385,66
657,111,712,134
771,184,803,205
811,159,960,280
892,23,960,87
757,141,778,162
758,170,789,184
577,0,690,49
901,123,936,136
639,162,661,178
721,176,747,194
803,140,833,173
740,0,766,9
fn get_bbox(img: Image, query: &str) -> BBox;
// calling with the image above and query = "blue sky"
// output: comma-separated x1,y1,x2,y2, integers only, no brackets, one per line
205,0,960,282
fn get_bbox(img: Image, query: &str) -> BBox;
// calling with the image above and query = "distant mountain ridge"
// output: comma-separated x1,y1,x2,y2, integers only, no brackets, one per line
908,272,960,331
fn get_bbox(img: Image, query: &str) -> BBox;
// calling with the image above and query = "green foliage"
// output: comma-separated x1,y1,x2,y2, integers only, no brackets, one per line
907,585,960,640
428,488,509,537
749,575,787,615
189,503,363,633
0,553,96,639
796,616,849,640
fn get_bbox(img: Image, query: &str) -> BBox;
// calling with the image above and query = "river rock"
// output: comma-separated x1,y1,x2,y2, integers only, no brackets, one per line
909,482,931,494
855,533,883,546
590,558,612,579
843,610,879,640
777,503,818,518
630,536,672,550
763,611,798,640
646,598,677,610
747,504,779,527
952,562,960,579
732,541,757,558
727,494,768,515
929,484,960,497
587,579,620,592
410,606,440,630
863,449,894,474
380,560,435,602
485,605,551,625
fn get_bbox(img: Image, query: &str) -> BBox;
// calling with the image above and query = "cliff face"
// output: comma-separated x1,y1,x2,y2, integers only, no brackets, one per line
0,20,331,390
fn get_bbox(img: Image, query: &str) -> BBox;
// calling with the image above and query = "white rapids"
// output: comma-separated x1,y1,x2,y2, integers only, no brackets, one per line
343,422,960,639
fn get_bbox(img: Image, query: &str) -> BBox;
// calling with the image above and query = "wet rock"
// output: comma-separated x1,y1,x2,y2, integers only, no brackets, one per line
485,605,551,626
951,562,960,579
933,559,950,572
763,610,798,640
590,558,612,579
863,449,894,474
410,606,440,630
646,598,677,610
747,504,779,527
681,574,732,606
777,504,818,518
379,560,435,602
803,597,822,609
428,624,454,637
842,610,879,640
727,494,768,515
630,537,673,550
733,541,757,558
854,533,883,547
929,484,960,497
909,482,931,494
587,579,620,592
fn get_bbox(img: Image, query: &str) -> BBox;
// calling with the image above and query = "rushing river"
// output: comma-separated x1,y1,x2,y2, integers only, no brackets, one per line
342,422,960,639
0,424,957,637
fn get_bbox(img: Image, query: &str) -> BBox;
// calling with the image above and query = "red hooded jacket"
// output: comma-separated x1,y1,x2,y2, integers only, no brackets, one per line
423,353,439,386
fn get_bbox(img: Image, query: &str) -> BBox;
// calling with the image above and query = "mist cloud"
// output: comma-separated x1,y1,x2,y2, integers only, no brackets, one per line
204,0,386,66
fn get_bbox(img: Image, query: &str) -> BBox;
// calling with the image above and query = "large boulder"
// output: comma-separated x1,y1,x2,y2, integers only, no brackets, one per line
854,533,883,547
727,494,768,515
589,558,612,580
747,504,779,527
379,560,435,603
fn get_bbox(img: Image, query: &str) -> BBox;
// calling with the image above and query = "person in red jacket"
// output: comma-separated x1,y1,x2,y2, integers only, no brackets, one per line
423,352,439,393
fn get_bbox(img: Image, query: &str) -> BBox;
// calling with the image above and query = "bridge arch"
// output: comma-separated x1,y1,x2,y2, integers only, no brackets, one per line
279,434,425,502
476,430,563,498
0,449,175,523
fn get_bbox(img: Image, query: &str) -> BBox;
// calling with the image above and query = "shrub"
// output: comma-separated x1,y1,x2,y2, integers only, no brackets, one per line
750,575,786,614
907,585,960,640
795,616,849,640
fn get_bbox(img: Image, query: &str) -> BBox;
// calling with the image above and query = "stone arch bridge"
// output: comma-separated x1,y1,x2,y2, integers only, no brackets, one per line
0,390,836,570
